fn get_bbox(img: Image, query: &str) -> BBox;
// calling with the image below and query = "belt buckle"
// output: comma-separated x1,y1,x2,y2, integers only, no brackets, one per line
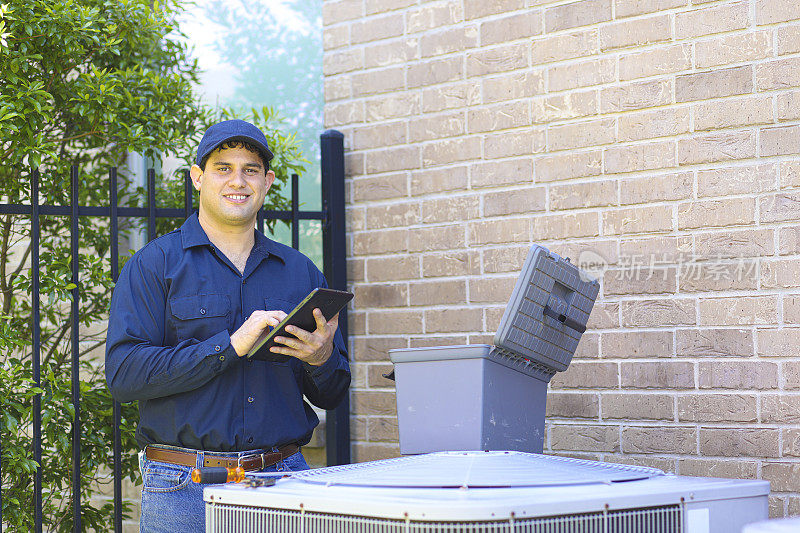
238,452,265,471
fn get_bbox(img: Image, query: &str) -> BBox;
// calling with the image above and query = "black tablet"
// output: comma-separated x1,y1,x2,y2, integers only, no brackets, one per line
246,288,354,362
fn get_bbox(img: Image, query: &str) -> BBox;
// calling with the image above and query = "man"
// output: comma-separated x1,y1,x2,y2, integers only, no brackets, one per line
105,119,350,533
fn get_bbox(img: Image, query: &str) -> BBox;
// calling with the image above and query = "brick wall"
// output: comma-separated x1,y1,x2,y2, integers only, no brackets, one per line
323,0,800,518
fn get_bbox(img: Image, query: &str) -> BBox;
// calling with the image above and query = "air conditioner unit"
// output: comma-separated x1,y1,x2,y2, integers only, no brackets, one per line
204,451,769,532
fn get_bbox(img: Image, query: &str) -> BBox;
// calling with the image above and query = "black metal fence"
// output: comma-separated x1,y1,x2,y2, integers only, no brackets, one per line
0,129,349,532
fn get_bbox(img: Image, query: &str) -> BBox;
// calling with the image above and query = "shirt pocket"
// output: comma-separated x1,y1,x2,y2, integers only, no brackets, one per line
168,293,231,342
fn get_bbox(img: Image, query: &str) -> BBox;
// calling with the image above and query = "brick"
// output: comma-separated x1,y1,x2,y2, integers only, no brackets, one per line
468,101,530,133
366,255,419,281
351,311,367,335
762,125,800,157
600,79,671,113
550,424,619,452
614,0,686,18
366,93,421,122
778,91,800,122
323,25,349,50
695,228,775,258
696,31,773,69
777,24,800,55
783,428,800,455
483,246,528,273
422,251,480,278
678,458,757,479
354,283,408,308
618,107,690,142
764,463,800,492
322,0,362,25
351,390,397,416
366,146,420,174
574,333,601,359
679,394,757,423
325,101,364,127
620,172,692,205
481,11,542,46
483,71,545,104
677,130,756,165
411,166,468,195
345,152,366,177
604,266,676,295
763,395,800,424
407,1,463,32
679,259,758,292
351,13,405,45
676,329,753,358
351,336,407,362
782,162,800,188
678,198,755,230
532,91,597,124
485,306,508,333
756,57,800,91
367,416,398,442
546,392,600,419
676,66,752,103
675,2,749,39
485,130,546,159
550,180,616,210
325,76,351,101
368,310,423,335
366,0,417,14
700,428,779,457
484,187,546,216
410,335,469,348
532,212,599,240
756,0,800,25
787,295,800,324
469,217,530,245
353,121,407,150
588,302,620,329
550,362,619,389
425,307,482,333
697,360,778,390
697,164,776,197
464,0,524,20
365,38,420,68
366,202,420,230
757,329,800,357
760,191,800,223
622,426,696,454
421,195,479,224
781,225,800,255
603,205,673,235
466,43,528,77
471,159,534,188
409,225,465,252
619,236,692,263
420,26,479,58
783,362,800,390
408,112,465,143
621,361,694,389
535,150,602,182
531,29,597,63
604,141,675,174
698,296,778,326
545,0,612,33
354,229,409,256
549,118,615,151
348,258,365,282
604,454,675,472
323,48,364,76
694,96,773,132
469,276,517,304
602,393,674,420
621,299,696,327
409,57,464,88
619,44,691,81
352,443,401,463
599,15,670,51
422,136,481,168
602,330,673,358
409,279,466,306
762,260,800,289
553,240,619,268
366,362,396,389
549,57,615,92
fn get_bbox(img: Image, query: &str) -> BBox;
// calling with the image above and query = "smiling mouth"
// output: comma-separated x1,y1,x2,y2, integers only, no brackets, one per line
224,194,250,202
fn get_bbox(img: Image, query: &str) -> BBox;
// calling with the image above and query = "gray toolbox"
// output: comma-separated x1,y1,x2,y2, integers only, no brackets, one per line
389,245,600,454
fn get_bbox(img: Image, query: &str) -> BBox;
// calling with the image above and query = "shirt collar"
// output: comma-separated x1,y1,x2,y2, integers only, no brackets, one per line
180,212,286,264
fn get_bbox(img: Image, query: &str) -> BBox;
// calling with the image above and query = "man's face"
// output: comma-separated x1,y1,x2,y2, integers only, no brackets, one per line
190,145,275,232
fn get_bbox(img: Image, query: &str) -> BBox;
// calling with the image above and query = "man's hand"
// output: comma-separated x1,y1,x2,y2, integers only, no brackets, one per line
230,310,287,357
271,309,339,366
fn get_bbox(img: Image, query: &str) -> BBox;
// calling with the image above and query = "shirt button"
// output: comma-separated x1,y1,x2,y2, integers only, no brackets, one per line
248,396,254,403
219,355,225,362
248,437,253,443
214,345,221,352
200,308,206,315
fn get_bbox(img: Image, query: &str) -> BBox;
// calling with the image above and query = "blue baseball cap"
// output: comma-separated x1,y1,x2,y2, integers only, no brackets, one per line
195,119,274,167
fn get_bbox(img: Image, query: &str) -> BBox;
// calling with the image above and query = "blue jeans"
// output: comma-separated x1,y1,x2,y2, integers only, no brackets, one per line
139,446,309,533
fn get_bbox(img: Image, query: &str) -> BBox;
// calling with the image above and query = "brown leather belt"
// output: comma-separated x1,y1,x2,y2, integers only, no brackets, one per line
145,443,299,472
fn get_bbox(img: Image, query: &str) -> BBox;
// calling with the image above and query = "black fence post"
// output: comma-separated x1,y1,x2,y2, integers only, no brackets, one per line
320,129,350,466
291,174,299,250
110,168,122,533
32,169,42,533
70,165,81,532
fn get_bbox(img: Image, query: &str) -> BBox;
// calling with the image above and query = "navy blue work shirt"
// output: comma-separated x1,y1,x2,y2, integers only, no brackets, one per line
105,213,350,451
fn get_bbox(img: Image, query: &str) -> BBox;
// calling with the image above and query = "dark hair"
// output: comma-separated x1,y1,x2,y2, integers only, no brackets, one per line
199,140,270,172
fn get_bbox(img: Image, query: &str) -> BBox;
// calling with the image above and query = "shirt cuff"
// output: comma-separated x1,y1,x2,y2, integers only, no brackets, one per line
304,347,342,382
204,331,237,373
